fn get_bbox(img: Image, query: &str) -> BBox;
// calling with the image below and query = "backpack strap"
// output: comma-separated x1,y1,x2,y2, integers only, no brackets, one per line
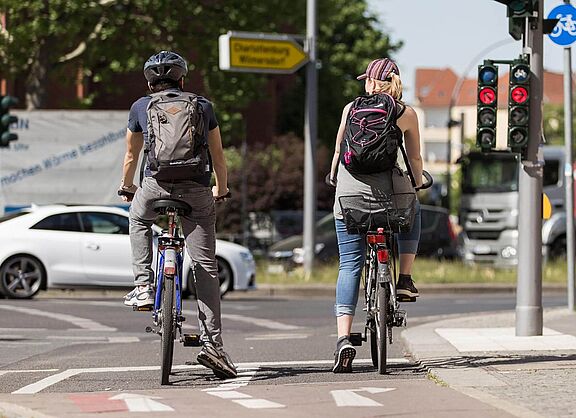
399,139,417,188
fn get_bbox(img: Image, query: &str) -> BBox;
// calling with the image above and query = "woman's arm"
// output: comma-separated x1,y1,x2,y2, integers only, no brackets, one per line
330,102,353,181
397,106,423,187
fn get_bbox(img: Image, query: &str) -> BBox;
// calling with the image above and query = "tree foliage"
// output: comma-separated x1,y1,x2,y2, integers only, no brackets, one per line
0,0,399,144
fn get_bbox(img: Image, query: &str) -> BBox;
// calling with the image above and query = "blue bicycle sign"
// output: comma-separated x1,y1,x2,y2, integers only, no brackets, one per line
548,4,576,46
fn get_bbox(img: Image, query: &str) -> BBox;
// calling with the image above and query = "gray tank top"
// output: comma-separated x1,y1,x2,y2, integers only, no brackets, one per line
333,163,393,219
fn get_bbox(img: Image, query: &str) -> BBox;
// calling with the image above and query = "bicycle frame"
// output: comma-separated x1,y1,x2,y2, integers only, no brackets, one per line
153,211,184,327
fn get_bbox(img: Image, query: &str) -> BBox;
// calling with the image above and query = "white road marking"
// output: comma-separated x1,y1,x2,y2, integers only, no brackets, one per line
330,387,396,407
12,358,410,394
205,369,285,409
0,305,116,332
232,399,285,409
182,309,301,331
206,390,251,399
109,393,173,412
245,333,309,341
108,337,140,343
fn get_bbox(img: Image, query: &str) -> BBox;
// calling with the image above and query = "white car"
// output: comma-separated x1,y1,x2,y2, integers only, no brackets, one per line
0,205,256,299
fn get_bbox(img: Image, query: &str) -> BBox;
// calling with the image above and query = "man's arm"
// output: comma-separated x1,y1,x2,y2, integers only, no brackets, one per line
119,129,143,201
207,126,228,198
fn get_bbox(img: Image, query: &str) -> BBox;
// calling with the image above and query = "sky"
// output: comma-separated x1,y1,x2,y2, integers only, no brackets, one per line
367,0,569,103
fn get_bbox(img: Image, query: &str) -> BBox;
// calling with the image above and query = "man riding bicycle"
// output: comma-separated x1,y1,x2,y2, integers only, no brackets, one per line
118,51,237,379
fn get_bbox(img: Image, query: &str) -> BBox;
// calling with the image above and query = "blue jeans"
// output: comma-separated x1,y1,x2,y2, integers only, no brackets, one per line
334,201,421,317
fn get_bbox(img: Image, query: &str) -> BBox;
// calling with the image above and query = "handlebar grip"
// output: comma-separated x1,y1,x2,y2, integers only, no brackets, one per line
117,189,135,199
215,191,232,202
416,171,434,191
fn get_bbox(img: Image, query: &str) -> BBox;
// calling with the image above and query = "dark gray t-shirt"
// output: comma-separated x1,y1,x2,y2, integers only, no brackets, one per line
127,89,218,187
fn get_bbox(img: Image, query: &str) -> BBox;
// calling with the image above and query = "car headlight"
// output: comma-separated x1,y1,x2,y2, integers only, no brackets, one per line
501,246,517,259
240,251,254,263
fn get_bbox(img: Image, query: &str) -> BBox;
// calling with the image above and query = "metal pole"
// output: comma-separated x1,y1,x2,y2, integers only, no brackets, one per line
460,112,466,147
563,0,575,312
446,116,452,211
303,0,318,276
241,134,248,248
516,9,543,336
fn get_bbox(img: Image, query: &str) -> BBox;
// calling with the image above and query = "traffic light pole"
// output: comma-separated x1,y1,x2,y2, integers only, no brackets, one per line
563,0,575,312
516,6,544,336
303,0,318,277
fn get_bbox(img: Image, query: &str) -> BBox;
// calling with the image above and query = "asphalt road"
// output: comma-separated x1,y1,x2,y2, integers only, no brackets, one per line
0,291,567,417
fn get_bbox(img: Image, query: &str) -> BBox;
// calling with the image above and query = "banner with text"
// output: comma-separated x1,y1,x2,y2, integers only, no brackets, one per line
0,111,130,212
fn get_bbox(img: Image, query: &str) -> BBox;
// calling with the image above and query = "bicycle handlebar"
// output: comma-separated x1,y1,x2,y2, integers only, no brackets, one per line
117,189,135,199
325,170,434,191
215,191,232,202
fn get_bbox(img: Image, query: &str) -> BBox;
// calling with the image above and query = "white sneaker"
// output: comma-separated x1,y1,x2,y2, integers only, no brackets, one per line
197,343,237,379
123,285,155,307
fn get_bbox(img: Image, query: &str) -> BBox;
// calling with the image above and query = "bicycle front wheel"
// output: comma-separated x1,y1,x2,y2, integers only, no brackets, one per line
375,283,390,374
160,275,175,385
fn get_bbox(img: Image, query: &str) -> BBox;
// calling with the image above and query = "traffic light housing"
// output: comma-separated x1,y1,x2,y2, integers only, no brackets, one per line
0,95,19,148
507,58,530,153
494,0,538,40
476,62,499,152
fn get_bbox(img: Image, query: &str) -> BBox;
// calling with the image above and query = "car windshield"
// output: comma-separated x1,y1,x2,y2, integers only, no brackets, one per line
462,157,518,193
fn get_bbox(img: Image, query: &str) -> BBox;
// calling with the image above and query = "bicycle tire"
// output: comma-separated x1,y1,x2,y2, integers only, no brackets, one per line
160,275,175,385
369,318,378,368
376,282,389,374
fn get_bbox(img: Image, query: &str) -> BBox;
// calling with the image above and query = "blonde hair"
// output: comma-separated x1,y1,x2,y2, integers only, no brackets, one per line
369,73,403,100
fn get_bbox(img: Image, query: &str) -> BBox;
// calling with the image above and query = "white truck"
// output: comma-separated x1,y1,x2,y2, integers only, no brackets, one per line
458,146,571,266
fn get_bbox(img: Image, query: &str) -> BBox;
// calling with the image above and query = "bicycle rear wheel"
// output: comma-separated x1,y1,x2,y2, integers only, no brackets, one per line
374,283,390,374
160,275,175,385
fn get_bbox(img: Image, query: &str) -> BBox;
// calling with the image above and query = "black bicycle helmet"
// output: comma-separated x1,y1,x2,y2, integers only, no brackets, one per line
143,51,188,83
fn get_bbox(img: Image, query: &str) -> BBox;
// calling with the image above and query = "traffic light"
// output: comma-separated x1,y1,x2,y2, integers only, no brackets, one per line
507,59,530,153
494,0,537,40
0,95,19,148
476,62,499,151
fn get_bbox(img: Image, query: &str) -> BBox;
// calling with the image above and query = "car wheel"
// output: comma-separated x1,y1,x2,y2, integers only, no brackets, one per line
217,257,233,298
0,255,45,299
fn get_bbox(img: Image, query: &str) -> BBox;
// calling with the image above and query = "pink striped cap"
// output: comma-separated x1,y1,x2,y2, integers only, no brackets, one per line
356,58,400,81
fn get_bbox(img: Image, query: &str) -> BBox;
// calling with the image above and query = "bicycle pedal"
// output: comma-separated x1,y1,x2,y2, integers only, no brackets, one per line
182,333,202,347
132,305,153,312
397,296,417,303
348,332,364,346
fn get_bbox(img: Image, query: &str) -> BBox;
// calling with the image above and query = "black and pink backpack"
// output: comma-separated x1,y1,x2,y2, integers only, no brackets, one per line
340,93,402,175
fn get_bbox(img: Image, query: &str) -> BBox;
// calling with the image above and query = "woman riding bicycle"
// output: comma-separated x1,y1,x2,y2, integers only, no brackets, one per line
328,57,424,373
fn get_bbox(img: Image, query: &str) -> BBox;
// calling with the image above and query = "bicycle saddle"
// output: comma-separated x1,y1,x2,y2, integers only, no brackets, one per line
152,199,192,216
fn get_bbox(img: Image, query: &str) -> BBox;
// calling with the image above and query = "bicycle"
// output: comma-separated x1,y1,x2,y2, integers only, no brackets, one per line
118,189,230,385
339,171,433,374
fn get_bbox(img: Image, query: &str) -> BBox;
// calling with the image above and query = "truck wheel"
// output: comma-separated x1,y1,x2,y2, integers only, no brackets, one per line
550,235,567,260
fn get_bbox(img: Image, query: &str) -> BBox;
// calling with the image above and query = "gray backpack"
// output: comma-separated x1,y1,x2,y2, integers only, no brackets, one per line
146,90,209,181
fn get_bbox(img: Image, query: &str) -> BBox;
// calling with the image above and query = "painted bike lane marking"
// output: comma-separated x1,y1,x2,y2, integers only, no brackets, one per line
0,305,116,332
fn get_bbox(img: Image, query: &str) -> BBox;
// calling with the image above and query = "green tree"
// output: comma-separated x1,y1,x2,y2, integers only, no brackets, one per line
0,0,399,143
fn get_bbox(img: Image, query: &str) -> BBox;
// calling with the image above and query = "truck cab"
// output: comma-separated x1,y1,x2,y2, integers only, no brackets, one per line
459,146,566,266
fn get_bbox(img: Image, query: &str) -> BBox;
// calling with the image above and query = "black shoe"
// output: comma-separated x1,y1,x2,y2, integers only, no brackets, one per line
332,336,356,373
397,274,419,301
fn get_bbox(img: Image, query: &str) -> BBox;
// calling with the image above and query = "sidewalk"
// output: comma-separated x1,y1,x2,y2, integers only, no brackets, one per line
401,307,576,418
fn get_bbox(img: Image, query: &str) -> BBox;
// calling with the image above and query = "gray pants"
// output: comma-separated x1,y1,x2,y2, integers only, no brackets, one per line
129,177,223,347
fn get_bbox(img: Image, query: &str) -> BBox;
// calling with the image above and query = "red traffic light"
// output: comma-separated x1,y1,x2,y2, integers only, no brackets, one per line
478,87,497,105
510,86,528,104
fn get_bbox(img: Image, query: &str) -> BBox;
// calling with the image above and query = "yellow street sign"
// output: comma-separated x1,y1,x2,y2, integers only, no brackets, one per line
219,31,309,74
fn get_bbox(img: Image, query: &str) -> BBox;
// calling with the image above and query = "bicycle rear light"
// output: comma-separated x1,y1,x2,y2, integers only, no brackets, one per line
164,249,177,275
367,234,385,244
377,248,389,263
